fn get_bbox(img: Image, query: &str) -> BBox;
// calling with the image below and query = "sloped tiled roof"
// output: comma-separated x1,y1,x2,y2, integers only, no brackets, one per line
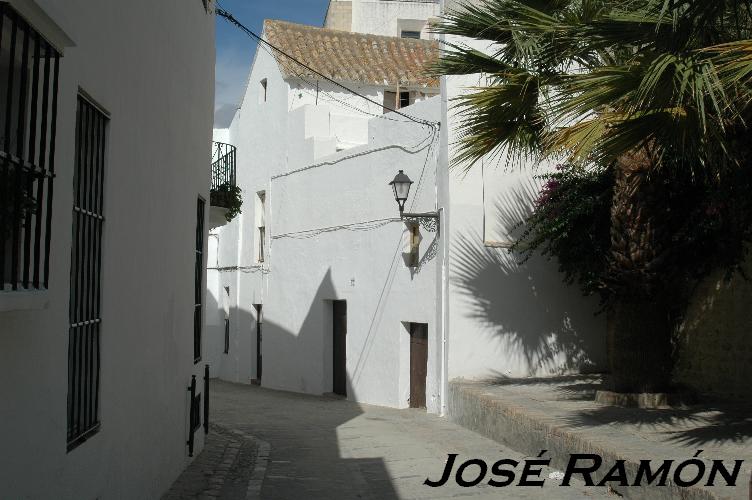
263,20,439,88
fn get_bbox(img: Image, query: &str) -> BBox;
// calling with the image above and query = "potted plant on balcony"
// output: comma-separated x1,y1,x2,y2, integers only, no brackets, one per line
210,182,242,223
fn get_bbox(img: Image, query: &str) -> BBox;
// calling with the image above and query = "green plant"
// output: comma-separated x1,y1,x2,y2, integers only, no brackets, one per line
511,165,613,302
432,0,752,392
210,182,242,222
514,163,752,304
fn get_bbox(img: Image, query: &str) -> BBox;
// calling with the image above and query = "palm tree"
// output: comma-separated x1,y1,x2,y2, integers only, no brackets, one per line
432,0,752,393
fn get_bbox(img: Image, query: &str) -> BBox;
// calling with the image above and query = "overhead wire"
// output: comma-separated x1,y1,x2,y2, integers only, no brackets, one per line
214,1,441,240
215,6,440,130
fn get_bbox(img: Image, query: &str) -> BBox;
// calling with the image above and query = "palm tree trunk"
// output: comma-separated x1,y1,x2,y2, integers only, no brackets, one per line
607,297,672,393
607,148,673,393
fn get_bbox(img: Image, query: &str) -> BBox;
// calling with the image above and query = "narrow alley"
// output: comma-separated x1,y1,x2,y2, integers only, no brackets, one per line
165,380,610,500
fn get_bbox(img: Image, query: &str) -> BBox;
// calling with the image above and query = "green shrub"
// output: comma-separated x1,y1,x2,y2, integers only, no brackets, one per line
210,182,242,222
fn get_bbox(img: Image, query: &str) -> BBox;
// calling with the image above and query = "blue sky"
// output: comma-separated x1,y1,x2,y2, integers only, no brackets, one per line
214,0,330,127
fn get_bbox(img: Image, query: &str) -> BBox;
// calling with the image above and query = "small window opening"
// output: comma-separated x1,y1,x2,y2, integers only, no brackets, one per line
255,191,266,263
399,91,411,109
260,78,268,103
223,285,230,354
401,30,421,39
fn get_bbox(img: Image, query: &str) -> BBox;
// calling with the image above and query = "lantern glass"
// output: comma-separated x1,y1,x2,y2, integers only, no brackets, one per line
389,170,413,205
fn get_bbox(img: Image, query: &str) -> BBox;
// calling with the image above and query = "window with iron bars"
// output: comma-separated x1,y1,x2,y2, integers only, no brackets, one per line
194,197,205,363
0,3,60,293
67,95,108,451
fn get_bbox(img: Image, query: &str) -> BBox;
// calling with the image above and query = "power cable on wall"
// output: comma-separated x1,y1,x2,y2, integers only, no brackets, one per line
270,131,436,181
214,2,441,240
268,128,439,241
207,265,269,274
271,217,402,240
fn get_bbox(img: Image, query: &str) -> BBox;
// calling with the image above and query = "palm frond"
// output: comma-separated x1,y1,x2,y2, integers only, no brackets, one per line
449,72,546,169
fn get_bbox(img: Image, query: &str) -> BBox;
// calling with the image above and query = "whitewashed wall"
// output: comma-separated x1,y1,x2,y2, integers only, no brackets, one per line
352,0,441,38
0,1,214,499
263,98,441,410
208,26,440,412
436,33,607,385
203,41,287,384
287,79,437,150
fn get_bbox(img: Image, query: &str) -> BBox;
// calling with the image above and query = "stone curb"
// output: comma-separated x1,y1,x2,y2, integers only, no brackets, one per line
448,382,744,500
163,425,257,500
223,427,270,500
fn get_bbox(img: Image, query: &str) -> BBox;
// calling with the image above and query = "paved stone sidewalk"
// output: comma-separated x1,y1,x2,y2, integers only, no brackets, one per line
450,376,752,500
210,379,612,500
162,424,259,500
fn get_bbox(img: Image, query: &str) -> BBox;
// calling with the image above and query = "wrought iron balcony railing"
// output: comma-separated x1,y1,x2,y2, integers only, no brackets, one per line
211,141,236,192
210,141,237,211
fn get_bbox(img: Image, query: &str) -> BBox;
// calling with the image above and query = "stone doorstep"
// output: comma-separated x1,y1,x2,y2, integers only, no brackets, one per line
447,381,749,500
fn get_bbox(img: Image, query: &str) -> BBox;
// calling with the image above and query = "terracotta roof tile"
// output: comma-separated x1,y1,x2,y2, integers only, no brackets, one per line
263,19,439,88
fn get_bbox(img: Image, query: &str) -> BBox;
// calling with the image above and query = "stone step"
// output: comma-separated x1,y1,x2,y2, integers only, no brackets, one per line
447,378,750,500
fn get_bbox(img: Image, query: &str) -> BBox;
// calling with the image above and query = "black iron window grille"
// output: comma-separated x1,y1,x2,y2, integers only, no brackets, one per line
194,198,205,363
1,3,60,292
203,364,209,435
67,95,107,451
187,375,201,456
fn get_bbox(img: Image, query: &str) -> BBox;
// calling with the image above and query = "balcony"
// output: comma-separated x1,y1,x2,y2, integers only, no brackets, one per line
209,141,240,228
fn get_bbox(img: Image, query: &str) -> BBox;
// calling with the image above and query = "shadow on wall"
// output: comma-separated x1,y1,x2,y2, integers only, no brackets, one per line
225,269,357,398
451,177,606,376
216,272,399,498
674,256,752,400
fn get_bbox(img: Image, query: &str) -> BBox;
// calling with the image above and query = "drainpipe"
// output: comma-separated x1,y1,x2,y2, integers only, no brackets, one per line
440,207,448,417
437,0,450,415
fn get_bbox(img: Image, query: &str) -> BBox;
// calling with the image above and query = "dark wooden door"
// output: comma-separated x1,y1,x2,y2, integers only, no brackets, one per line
255,304,262,382
409,323,428,409
333,300,347,396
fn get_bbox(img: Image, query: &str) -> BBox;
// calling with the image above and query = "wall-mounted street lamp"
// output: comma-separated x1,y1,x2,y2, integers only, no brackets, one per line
389,170,440,231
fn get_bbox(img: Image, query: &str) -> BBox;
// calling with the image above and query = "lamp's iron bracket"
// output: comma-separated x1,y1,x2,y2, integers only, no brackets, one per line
402,212,439,232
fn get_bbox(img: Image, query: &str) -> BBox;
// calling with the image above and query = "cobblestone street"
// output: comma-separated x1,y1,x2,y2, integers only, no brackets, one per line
163,425,261,500
165,380,611,499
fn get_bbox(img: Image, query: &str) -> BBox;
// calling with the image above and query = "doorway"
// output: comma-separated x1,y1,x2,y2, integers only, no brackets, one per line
254,304,262,383
409,323,428,409
332,300,347,396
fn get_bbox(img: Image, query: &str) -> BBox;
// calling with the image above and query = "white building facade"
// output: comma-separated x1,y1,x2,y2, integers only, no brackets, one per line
207,16,442,410
208,0,607,416
0,0,215,498
325,0,441,39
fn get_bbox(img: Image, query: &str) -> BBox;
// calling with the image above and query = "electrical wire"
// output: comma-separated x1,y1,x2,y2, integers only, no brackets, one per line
270,132,435,181
271,217,402,240
268,127,440,240
215,6,440,130
255,40,437,135
214,1,442,241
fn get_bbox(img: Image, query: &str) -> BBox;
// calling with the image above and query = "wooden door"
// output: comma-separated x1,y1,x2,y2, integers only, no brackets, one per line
333,301,347,396
255,304,262,382
409,323,428,409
